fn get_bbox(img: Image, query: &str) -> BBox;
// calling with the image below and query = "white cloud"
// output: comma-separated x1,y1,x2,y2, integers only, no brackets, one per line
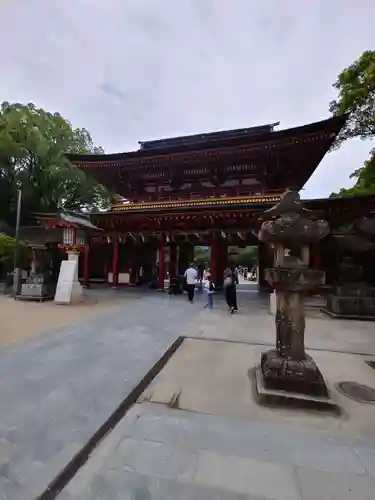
1,0,375,197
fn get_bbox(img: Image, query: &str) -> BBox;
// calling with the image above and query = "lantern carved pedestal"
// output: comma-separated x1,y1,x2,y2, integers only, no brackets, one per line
253,191,335,406
322,215,375,320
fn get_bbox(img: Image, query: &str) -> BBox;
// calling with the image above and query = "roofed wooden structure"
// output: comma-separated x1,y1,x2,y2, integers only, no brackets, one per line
38,113,375,292
86,193,375,241
67,116,347,204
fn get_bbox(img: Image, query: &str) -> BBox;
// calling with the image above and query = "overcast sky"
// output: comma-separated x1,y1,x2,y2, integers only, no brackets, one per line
1,0,374,198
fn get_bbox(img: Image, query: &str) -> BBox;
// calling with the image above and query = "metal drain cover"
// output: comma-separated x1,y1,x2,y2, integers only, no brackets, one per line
365,360,375,370
335,381,375,404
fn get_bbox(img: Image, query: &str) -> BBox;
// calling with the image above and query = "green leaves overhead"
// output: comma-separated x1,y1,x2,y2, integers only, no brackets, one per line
329,51,375,145
329,51,375,197
330,148,375,197
0,234,27,269
232,246,258,268
0,101,113,225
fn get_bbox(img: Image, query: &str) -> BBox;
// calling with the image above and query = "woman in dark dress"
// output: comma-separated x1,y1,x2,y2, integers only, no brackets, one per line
223,268,238,313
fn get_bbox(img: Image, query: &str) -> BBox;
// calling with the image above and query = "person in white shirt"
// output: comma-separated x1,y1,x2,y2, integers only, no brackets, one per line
184,264,197,303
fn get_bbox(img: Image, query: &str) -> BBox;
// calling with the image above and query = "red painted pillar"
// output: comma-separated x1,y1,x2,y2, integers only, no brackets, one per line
83,244,90,287
169,243,177,278
217,240,228,286
112,237,119,287
210,236,218,283
157,240,165,290
130,260,137,285
178,244,189,275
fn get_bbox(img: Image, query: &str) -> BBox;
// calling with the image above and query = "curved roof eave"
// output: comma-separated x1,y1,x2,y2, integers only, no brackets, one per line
65,115,348,164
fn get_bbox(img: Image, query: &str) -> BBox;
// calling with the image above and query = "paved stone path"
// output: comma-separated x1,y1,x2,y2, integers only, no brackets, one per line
1,287,375,499
63,402,375,500
0,294,202,499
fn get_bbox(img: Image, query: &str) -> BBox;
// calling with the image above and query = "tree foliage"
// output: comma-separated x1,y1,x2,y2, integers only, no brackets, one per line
329,51,375,196
194,246,209,268
330,148,375,197
0,234,27,270
0,102,113,225
232,246,258,268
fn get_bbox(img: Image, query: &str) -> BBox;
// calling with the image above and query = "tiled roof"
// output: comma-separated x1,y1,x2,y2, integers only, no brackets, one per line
111,194,281,212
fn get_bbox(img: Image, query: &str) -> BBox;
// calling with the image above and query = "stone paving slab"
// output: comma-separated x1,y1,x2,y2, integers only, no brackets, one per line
0,294,200,499
185,300,375,356
140,336,375,436
69,469,254,500
296,467,375,500
194,450,301,500
354,447,375,477
63,403,375,499
2,288,375,499
130,402,375,450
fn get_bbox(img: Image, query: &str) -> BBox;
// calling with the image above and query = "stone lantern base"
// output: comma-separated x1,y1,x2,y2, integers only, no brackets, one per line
253,364,337,409
260,349,328,397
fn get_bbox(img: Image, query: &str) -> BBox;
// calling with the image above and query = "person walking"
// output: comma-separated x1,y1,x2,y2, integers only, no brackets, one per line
234,266,239,285
223,267,238,313
184,263,197,303
205,275,215,309
244,267,248,280
203,267,211,282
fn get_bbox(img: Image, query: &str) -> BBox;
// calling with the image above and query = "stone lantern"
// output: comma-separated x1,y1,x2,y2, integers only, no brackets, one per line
254,190,331,401
322,214,375,319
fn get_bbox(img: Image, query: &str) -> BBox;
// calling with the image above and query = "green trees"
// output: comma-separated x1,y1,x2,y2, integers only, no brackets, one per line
0,234,27,271
329,51,375,196
0,102,113,225
232,246,258,268
194,246,210,268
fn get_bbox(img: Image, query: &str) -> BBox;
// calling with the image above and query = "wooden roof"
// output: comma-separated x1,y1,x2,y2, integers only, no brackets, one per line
34,210,101,231
89,193,375,231
67,116,345,163
138,123,279,151
109,194,282,213
67,116,347,198
32,193,375,236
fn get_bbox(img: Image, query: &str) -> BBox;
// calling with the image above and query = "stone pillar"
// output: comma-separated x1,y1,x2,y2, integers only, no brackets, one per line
275,289,306,360
112,237,119,288
83,244,90,287
30,249,37,274
310,244,321,269
258,242,273,292
67,250,83,303
157,240,165,290
67,251,79,281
